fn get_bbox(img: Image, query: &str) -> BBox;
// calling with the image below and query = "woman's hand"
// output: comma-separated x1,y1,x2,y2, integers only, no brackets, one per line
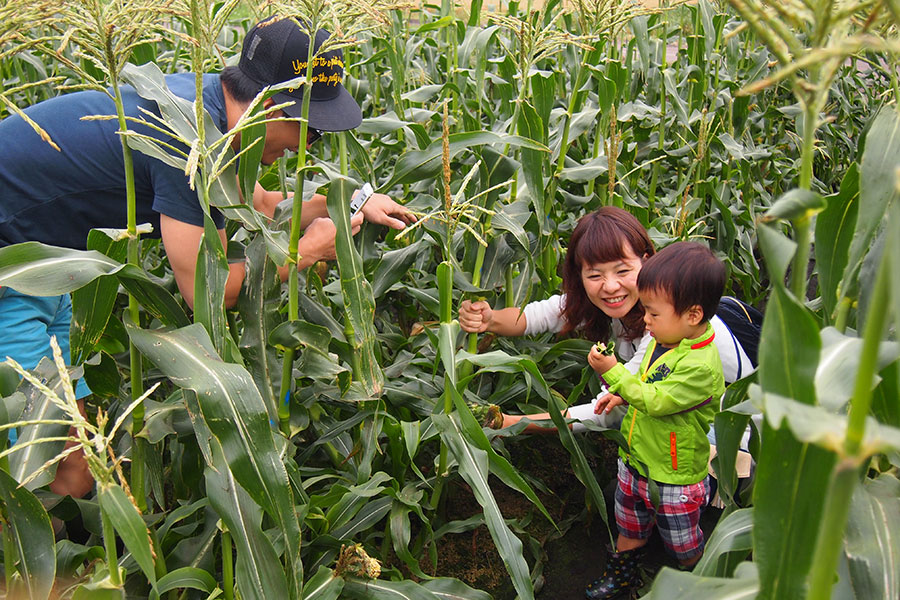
593,392,624,415
361,193,417,229
588,344,618,374
459,299,494,333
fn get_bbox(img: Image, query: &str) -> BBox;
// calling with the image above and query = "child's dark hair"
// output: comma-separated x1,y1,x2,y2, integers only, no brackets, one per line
636,242,724,322
561,207,655,341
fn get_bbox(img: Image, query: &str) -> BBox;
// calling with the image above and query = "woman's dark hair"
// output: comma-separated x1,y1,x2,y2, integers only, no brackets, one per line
220,66,265,104
637,242,725,321
560,207,655,342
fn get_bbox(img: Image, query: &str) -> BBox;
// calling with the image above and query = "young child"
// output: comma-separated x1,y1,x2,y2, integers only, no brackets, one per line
584,241,726,600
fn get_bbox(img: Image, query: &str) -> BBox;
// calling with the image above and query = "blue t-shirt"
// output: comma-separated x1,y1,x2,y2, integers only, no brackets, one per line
0,73,226,250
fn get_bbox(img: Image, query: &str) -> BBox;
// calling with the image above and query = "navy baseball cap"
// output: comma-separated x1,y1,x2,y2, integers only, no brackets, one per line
238,16,362,131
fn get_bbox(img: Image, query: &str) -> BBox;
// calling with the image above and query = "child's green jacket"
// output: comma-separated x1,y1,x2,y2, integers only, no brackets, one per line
602,323,725,485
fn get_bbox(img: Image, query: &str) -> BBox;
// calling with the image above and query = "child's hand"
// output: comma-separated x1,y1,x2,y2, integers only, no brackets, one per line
593,393,624,415
588,344,618,374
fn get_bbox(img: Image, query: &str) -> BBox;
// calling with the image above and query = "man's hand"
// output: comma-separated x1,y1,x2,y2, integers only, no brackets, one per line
361,193,417,229
459,299,494,333
296,214,364,268
588,344,618,375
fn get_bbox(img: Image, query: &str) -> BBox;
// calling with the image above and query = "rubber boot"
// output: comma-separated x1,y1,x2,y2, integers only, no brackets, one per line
584,547,642,600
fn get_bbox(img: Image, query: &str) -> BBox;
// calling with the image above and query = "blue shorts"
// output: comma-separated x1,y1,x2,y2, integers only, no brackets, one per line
0,287,92,441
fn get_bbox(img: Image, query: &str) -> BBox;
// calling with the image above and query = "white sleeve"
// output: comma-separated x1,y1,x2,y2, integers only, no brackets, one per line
711,314,754,383
618,330,652,375
522,294,567,335
568,398,627,432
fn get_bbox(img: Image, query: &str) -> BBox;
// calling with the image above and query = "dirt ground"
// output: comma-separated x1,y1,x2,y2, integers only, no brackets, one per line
431,434,723,599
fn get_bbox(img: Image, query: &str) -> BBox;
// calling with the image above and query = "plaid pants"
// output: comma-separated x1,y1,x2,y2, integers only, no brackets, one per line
614,460,709,561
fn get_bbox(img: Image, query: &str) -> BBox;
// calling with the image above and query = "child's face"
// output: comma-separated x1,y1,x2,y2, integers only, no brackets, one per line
580,248,643,320
640,289,703,348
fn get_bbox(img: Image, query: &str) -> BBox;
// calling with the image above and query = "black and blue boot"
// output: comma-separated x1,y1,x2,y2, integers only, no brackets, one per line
585,547,642,600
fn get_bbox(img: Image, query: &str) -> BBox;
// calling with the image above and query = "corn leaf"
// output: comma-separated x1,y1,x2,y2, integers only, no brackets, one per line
755,224,796,288
889,203,900,373
844,474,900,600
300,566,343,600
149,567,217,600
761,189,826,222
517,100,547,232
71,229,128,364
384,131,548,188
693,508,754,578
205,444,290,600
752,387,900,456
543,388,616,543
753,284,835,600
236,235,282,422
8,358,71,490
421,578,493,600
389,494,430,579
370,239,429,299
0,242,120,295
815,164,859,318
238,117,266,207
0,242,189,327
0,469,56,600
840,107,900,304
98,484,157,585
816,328,900,411
643,563,759,598
711,408,751,513
342,578,440,600
127,322,302,597
193,213,231,358
326,177,384,397
432,412,533,600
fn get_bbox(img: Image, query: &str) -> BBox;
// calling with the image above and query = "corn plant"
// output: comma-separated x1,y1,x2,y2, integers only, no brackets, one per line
1,338,160,597
252,0,395,429
725,0,899,301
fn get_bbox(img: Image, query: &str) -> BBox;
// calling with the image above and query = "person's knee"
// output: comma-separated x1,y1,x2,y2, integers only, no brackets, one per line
49,441,94,499
678,551,703,568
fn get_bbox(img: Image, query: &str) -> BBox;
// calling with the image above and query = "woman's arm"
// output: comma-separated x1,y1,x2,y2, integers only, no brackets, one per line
458,294,567,336
458,301,529,336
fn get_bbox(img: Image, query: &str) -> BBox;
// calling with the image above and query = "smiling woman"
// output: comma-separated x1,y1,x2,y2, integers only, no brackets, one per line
459,206,655,365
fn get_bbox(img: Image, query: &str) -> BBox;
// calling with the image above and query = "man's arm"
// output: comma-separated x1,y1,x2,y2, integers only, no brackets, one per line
252,183,416,229
252,182,328,225
160,213,362,310
160,215,246,309
163,182,409,309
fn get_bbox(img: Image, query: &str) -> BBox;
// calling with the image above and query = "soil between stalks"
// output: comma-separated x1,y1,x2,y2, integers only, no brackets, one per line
422,433,723,599
425,434,617,598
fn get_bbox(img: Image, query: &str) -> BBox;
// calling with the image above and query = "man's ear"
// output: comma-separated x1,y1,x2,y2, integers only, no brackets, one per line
686,304,704,325
262,98,279,118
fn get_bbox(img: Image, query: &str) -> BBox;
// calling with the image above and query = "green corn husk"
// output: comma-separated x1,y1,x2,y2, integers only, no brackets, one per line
595,340,616,356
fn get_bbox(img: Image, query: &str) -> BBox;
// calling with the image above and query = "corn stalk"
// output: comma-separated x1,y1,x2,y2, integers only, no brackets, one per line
261,0,393,433
726,0,898,301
